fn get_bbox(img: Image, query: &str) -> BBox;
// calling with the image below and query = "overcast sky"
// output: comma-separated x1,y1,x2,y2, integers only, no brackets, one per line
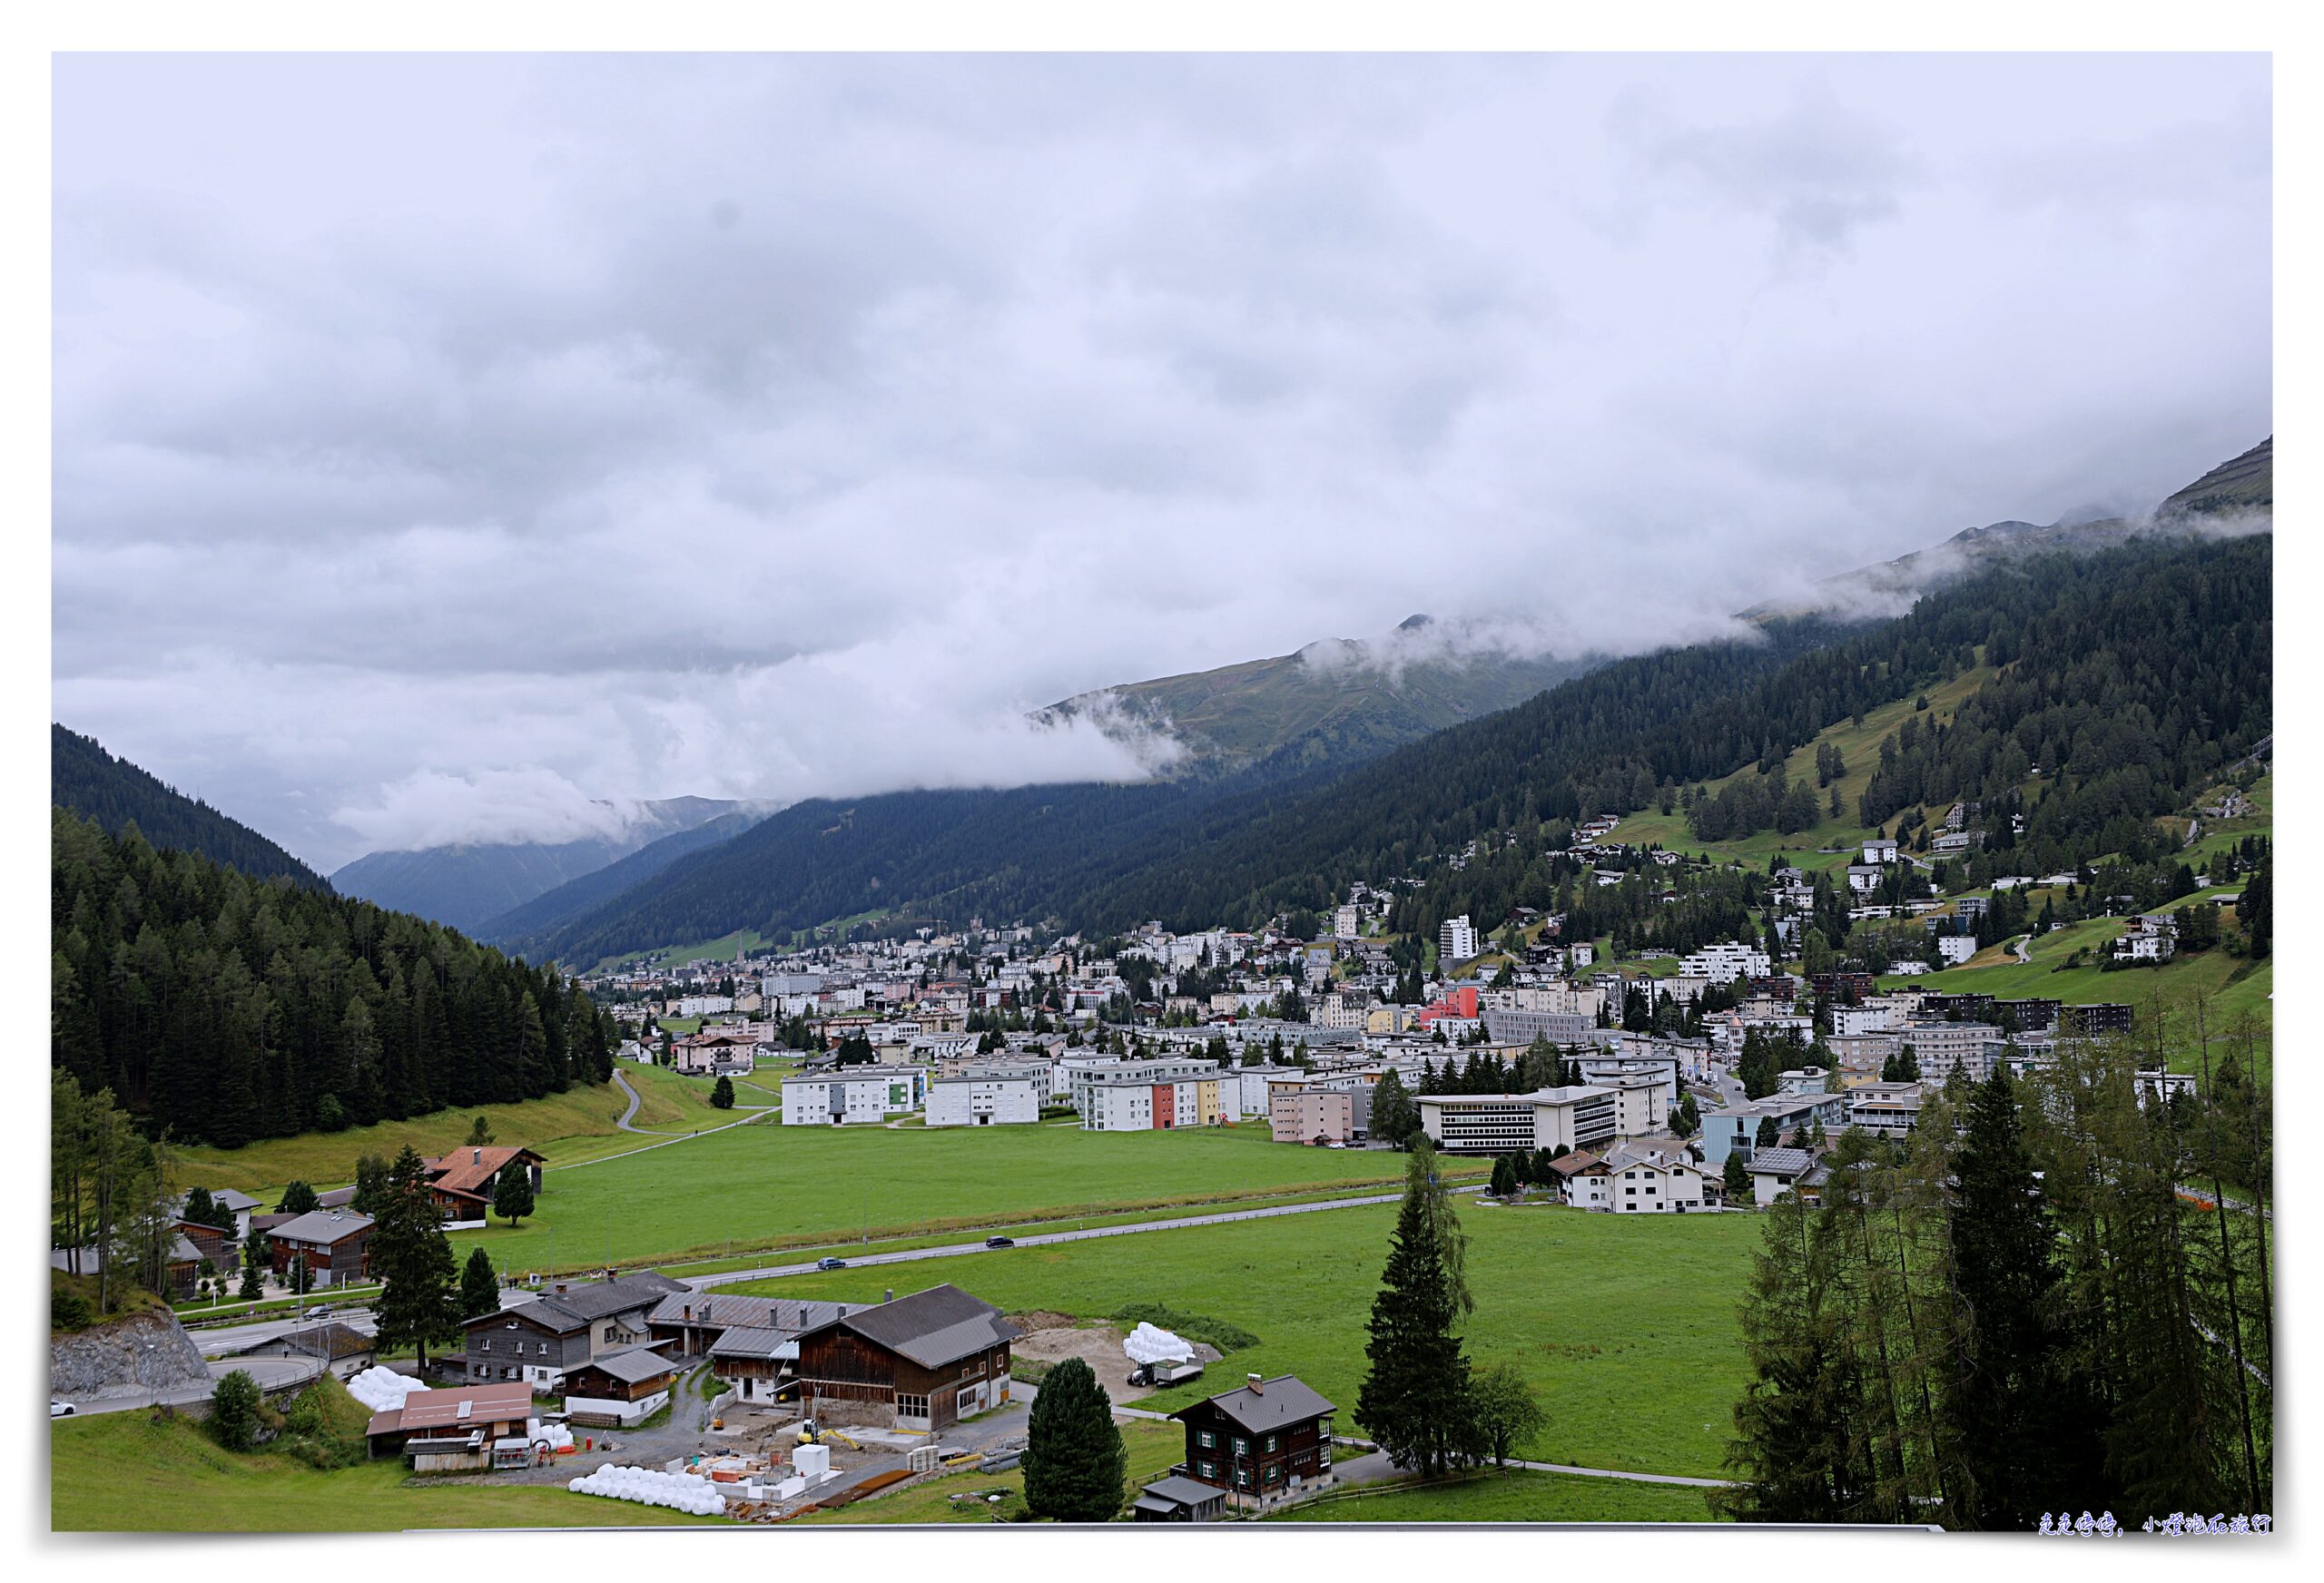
52,53,2270,870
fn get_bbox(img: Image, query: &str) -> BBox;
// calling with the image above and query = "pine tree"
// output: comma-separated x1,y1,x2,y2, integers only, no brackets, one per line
1371,1069,1418,1149
1943,1067,2083,1529
371,1145,459,1371
1355,1140,1480,1475
1020,1357,1128,1520
350,1153,389,1216
459,1246,501,1322
238,1234,265,1303
490,1161,536,1228
1723,1154,1751,1204
710,1075,736,1110
278,1181,318,1214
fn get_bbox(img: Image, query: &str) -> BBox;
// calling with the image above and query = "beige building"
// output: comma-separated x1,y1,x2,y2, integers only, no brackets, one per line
1269,1088,1355,1145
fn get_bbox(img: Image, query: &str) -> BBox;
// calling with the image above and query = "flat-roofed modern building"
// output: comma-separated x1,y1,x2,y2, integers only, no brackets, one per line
1416,1086,1619,1155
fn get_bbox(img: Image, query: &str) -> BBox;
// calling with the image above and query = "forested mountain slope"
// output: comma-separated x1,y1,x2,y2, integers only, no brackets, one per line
331,795,755,934
52,724,330,890
52,810,618,1150
476,809,766,945
527,445,2270,960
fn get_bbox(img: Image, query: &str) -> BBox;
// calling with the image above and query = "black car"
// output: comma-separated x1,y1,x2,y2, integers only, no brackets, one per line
815,1256,847,1271
984,1235,1015,1249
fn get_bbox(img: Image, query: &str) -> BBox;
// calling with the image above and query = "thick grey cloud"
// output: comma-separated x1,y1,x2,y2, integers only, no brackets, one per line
51,53,2270,870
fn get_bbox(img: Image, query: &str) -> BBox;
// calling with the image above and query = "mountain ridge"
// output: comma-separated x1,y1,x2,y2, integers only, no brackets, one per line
50,724,330,890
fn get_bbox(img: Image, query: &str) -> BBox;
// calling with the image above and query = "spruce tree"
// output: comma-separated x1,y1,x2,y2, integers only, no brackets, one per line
277,1181,318,1214
1370,1069,1417,1149
490,1161,536,1227
372,1145,459,1372
1943,1067,2080,1530
1355,1139,1480,1475
1021,1357,1128,1520
710,1075,736,1110
459,1246,502,1322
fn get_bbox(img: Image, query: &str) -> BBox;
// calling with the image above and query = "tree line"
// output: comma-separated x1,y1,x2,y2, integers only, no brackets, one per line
52,810,619,1149
1716,1008,2271,1528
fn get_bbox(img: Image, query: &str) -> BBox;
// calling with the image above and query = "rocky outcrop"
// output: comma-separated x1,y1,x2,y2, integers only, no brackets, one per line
50,1309,211,1401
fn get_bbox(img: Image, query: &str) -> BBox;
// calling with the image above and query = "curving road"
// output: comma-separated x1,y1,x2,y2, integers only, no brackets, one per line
685,1186,1482,1292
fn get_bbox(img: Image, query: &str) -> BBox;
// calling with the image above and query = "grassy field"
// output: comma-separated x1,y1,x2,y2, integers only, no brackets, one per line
1880,909,2274,1067
731,1200,1758,1480
1272,1468,1718,1523
446,1121,1481,1274
795,1419,1185,1524
172,1067,740,1202
49,1407,719,1531
588,929,769,977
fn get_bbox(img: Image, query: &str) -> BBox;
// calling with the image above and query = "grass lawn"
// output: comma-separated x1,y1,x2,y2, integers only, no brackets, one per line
587,929,770,977
172,1066,757,1205
732,1200,1758,1480
447,1120,1479,1273
1273,1468,1718,1523
49,1408,721,1531
796,1419,1185,1525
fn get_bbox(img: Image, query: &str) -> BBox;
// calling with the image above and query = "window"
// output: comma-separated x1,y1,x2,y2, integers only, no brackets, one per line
1263,1434,1278,1453
897,1393,931,1420
1196,1460,1216,1480
958,1387,979,1417
481,1339,492,1352
1196,1429,1216,1450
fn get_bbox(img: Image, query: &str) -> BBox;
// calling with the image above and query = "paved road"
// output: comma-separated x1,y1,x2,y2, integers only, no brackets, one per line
612,1070,653,1132
2013,935,2034,963
56,1355,321,1418
687,1188,1476,1292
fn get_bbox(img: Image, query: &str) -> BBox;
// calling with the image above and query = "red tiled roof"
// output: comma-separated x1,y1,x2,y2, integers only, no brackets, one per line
420,1145,544,1199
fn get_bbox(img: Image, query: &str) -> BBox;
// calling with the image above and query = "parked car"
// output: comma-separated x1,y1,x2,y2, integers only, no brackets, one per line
984,1235,1015,1249
49,1401,76,1418
815,1257,847,1271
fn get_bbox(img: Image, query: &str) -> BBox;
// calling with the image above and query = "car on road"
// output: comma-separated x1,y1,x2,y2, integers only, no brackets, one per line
815,1257,847,1271
49,1401,76,1418
984,1235,1015,1248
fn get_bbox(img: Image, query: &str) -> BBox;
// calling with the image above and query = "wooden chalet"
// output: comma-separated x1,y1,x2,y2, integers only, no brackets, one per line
1166,1373,1336,1510
791,1283,1019,1431
419,1145,547,1222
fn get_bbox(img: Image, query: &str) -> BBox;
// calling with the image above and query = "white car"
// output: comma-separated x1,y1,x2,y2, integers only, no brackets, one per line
49,1401,76,1418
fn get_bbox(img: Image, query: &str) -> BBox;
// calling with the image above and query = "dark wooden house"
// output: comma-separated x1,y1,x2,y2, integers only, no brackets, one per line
791,1283,1019,1431
1167,1373,1335,1509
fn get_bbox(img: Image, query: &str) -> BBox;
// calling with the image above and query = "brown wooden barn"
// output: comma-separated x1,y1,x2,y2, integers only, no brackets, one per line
791,1284,1019,1431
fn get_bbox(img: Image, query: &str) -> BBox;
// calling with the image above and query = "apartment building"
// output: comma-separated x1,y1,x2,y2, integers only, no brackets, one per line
1416,1086,1620,1155
926,1070,1044,1127
781,1069,929,1126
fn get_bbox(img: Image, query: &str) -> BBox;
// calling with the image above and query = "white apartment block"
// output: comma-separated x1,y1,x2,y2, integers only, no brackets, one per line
781,1069,928,1125
926,1072,1044,1127
1678,943,1771,984
1417,1086,1620,1155
1903,1021,2004,1082
1829,1003,1898,1037
671,995,735,1018
1439,915,1480,963
1934,935,1979,966
1065,1057,1229,1118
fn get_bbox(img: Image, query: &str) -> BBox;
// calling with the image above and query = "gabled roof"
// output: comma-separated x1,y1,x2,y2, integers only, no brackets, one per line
517,1275,673,1330
1173,1374,1334,1434
794,1283,1019,1370
646,1292,855,1335
572,1346,678,1384
366,1381,532,1439
269,1210,375,1244
256,1322,376,1362
420,1145,545,1200
707,1325,795,1361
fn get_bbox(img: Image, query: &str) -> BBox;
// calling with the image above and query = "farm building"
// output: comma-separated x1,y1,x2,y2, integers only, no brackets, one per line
791,1283,1018,1431
365,1382,534,1472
